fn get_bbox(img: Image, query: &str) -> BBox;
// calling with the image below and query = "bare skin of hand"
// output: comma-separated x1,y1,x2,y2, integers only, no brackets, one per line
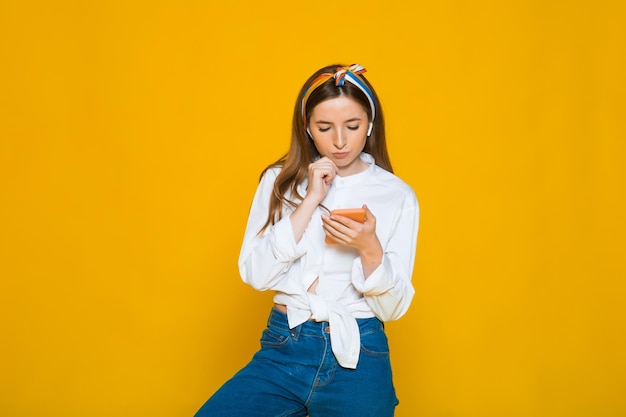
322,204,383,277
305,157,338,205
290,157,338,243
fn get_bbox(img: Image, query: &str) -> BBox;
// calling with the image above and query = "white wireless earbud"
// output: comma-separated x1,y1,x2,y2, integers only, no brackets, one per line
367,122,373,137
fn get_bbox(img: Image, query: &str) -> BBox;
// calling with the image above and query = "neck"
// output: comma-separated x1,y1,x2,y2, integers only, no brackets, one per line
337,158,368,177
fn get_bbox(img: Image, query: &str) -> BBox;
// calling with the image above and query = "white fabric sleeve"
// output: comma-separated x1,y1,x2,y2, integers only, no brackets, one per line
238,169,307,291
351,191,419,321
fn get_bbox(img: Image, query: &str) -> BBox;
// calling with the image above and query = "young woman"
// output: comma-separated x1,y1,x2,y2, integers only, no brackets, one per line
195,64,419,417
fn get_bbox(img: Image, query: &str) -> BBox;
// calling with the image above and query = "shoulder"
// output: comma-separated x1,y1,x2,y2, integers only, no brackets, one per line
362,153,414,194
259,165,283,185
370,164,419,209
248,166,283,201
373,165,414,192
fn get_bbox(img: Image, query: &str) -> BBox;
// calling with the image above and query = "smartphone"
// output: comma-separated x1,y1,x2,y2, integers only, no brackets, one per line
324,207,366,244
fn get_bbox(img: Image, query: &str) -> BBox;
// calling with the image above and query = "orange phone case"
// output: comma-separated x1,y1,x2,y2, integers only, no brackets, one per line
324,207,366,244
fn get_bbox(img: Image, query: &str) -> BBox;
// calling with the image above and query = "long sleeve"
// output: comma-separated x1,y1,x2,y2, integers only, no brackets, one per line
351,190,419,321
238,168,307,291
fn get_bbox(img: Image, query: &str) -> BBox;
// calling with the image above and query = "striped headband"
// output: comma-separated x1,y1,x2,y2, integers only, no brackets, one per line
301,64,376,136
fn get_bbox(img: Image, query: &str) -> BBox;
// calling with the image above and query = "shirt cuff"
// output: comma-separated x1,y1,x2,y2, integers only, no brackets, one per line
269,214,307,261
351,255,395,296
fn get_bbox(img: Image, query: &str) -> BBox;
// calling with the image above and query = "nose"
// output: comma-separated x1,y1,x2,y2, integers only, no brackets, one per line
333,130,347,149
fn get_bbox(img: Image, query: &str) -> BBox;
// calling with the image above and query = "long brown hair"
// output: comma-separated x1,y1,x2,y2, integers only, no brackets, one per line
258,64,393,234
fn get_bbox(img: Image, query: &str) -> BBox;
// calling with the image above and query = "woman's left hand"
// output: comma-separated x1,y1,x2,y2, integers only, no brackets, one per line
322,205,379,251
322,205,384,277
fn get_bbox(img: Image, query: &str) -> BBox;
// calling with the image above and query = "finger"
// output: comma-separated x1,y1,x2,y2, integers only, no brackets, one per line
318,157,339,176
323,222,351,244
323,167,337,185
322,215,341,242
325,215,359,241
323,214,344,233
309,165,334,185
362,204,376,225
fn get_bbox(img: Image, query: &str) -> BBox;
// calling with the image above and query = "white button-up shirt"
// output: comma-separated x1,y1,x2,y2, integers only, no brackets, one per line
238,153,419,368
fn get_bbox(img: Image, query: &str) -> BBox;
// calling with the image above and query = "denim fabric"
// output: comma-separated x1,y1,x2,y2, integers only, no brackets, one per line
194,308,399,417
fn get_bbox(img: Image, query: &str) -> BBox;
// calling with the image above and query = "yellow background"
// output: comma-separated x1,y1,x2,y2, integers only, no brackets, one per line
1,1,625,416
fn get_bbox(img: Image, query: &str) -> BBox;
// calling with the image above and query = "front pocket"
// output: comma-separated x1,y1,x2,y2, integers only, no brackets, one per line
260,327,290,348
360,329,390,357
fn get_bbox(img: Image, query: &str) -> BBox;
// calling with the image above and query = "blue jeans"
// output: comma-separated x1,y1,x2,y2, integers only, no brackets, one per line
194,308,399,417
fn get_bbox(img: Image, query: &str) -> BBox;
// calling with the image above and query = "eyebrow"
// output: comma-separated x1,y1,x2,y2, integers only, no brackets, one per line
314,117,363,124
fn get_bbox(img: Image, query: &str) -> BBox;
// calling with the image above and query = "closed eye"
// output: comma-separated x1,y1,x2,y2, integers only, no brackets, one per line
347,125,360,130
318,127,331,132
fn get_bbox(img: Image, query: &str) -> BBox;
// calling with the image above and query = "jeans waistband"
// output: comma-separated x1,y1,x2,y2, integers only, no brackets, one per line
267,307,383,337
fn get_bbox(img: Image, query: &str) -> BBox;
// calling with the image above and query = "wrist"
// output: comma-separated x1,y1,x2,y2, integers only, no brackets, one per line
359,241,383,266
300,195,322,211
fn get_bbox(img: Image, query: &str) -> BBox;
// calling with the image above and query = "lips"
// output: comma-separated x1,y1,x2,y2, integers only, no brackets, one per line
332,152,349,158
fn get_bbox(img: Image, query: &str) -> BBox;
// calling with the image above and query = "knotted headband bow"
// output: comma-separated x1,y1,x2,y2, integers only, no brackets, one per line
302,64,376,136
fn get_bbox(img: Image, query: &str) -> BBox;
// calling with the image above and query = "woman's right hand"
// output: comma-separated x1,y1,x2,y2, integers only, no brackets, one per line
289,157,338,243
305,157,338,205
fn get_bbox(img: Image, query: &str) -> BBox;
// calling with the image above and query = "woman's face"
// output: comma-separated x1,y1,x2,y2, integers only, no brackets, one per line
308,96,369,176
